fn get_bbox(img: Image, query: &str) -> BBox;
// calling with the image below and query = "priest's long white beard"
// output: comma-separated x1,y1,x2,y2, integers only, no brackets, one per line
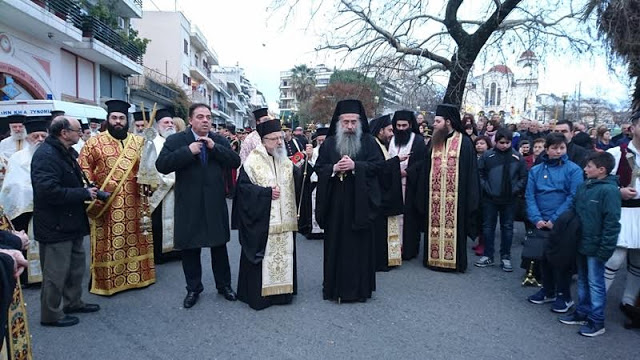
11,129,26,141
159,127,176,138
273,142,288,161
27,141,42,155
335,122,362,158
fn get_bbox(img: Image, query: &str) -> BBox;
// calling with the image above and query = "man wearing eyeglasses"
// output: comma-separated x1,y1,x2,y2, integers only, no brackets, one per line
31,115,99,327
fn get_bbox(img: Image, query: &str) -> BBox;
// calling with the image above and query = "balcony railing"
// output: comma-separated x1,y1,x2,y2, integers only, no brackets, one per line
82,15,143,64
129,69,178,101
134,0,143,6
32,0,84,29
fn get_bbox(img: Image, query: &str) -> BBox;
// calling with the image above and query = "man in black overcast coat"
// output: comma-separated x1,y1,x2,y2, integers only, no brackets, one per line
156,103,241,309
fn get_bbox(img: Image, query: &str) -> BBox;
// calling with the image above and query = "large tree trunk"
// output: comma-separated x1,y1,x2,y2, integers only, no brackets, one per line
442,49,478,107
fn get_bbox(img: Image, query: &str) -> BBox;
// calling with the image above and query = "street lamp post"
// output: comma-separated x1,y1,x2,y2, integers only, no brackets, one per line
562,93,568,121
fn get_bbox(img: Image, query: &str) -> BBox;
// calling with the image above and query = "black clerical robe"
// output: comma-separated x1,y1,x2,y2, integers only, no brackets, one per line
415,132,479,272
232,157,304,310
315,134,383,301
372,140,403,272
399,134,427,260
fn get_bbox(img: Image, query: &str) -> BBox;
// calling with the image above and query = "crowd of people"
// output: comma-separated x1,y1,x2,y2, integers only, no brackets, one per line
0,99,639,358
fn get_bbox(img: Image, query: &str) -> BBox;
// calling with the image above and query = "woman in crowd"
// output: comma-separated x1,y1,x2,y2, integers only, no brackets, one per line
596,127,613,151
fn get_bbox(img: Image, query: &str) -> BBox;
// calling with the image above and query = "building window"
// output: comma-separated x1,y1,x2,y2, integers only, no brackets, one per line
497,88,501,106
194,54,198,66
184,40,188,55
490,83,496,106
183,74,190,85
282,80,288,87
484,88,490,106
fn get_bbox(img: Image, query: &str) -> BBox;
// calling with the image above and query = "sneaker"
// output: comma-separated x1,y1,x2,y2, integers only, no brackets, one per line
551,297,574,313
579,321,606,337
501,258,513,272
474,256,494,267
559,312,588,325
528,289,556,304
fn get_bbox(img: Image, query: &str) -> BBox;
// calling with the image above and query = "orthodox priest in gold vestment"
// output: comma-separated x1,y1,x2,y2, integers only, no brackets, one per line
417,104,479,272
79,100,155,295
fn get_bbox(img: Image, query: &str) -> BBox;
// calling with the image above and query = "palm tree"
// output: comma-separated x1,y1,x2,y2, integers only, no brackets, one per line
290,64,317,108
584,1,640,111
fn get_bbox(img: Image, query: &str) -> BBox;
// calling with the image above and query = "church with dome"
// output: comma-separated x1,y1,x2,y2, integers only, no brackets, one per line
462,50,539,122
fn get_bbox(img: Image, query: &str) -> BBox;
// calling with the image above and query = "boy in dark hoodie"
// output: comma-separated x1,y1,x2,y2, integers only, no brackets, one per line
559,152,621,337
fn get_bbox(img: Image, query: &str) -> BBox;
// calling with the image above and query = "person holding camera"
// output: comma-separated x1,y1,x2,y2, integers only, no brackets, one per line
31,116,100,327
156,103,241,308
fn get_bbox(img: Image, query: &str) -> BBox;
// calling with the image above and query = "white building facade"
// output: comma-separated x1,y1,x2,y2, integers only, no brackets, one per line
0,0,143,106
463,51,539,122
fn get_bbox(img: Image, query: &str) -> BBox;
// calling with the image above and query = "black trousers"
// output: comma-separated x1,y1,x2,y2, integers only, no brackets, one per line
181,245,231,293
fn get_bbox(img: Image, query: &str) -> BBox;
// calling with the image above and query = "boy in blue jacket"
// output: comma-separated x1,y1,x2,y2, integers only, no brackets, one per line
559,152,621,337
526,133,583,312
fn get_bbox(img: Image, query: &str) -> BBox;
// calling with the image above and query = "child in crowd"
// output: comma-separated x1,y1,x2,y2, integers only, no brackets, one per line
472,136,493,256
527,133,583,313
559,152,621,337
475,129,527,271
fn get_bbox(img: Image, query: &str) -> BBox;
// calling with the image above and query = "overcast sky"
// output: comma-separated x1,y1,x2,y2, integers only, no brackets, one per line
143,0,630,110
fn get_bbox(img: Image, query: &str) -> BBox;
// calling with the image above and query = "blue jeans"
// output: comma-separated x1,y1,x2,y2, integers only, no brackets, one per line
575,254,606,326
482,201,515,259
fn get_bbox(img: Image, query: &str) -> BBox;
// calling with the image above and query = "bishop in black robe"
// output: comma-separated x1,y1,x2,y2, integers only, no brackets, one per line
414,104,480,273
315,99,383,302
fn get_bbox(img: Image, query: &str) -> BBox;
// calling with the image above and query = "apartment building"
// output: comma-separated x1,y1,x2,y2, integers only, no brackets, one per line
133,11,235,123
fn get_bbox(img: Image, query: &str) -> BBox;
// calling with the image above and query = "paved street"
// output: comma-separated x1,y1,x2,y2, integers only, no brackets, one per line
23,222,638,359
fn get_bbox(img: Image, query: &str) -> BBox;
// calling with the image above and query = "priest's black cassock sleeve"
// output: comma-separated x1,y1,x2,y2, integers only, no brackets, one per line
401,134,427,260
373,151,403,272
231,165,303,310
415,133,479,272
296,161,314,237
315,134,383,301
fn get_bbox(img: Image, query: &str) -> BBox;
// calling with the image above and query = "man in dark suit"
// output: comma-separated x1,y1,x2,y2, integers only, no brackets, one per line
156,103,241,308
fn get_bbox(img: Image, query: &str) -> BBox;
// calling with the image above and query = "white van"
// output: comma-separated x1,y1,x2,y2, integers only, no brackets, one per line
0,100,107,124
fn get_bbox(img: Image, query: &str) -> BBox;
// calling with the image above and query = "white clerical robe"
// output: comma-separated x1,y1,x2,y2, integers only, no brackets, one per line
147,134,177,253
388,132,415,246
0,136,25,159
72,138,85,153
0,146,41,282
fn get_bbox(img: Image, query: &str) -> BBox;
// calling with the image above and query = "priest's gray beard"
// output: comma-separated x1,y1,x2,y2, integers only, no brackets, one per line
269,142,288,161
159,127,176,138
11,129,26,141
335,122,362,158
431,127,449,149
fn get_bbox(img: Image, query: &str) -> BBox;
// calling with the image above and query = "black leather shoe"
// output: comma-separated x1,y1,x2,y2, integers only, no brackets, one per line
218,286,237,301
64,303,100,314
183,291,199,308
41,315,79,327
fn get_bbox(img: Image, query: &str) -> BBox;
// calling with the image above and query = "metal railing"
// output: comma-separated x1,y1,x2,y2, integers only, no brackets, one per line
82,15,143,64
129,74,178,100
36,0,85,29
134,0,143,7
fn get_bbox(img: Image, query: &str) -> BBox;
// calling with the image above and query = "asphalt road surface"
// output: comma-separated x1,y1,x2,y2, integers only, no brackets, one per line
23,222,639,359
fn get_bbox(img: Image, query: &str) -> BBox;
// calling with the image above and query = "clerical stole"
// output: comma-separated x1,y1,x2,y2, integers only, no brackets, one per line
0,212,32,360
79,133,155,296
375,139,402,266
148,136,176,253
427,132,462,270
244,145,297,296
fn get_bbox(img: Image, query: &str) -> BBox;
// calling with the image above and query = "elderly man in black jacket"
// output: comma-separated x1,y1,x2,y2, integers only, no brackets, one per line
156,103,241,308
31,116,100,327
